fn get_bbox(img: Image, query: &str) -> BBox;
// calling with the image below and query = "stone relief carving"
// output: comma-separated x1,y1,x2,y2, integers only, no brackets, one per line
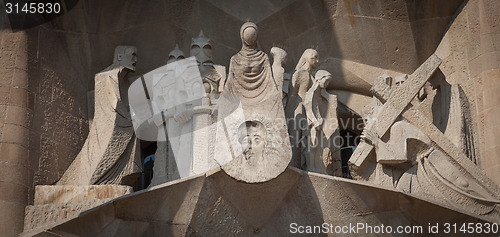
149,46,187,185
285,48,319,169
58,46,141,186
148,56,206,184
149,32,225,186
238,121,267,163
216,22,291,183
270,46,287,103
303,70,341,175
362,119,500,217
355,56,500,218
53,24,498,217
167,44,185,64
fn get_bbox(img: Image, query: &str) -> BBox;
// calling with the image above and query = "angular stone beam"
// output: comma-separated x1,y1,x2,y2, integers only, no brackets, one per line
402,108,500,196
349,54,500,196
349,54,442,168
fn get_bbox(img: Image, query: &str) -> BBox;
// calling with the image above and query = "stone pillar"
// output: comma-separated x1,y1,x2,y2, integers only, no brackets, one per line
468,0,500,185
0,30,32,236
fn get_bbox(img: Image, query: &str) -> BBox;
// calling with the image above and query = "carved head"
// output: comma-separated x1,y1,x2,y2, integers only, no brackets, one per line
240,22,258,47
395,74,407,87
238,121,267,161
190,30,213,65
167,44,185,64
114,46,137,71
315,70,332,89
296,49,319,71
270,47,287,66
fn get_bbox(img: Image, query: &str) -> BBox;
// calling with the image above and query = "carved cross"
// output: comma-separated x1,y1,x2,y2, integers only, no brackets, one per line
349,54,500,196
349,54,442,168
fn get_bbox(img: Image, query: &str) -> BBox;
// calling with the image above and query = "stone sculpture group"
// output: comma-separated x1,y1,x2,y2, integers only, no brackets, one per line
57,21,499,220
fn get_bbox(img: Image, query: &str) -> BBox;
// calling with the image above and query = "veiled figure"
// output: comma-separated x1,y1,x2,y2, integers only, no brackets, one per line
224,22,278,104
303,70,340,175
216,22,291,183
285,49,319,168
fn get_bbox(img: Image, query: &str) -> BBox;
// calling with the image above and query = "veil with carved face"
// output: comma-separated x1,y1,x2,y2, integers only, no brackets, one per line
225,22,277,104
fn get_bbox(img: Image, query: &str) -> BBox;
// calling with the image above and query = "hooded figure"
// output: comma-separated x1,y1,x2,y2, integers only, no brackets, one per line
224,22,277,104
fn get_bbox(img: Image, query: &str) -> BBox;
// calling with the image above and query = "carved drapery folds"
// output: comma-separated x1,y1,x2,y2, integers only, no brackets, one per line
58,46,141,186
215,22,292,183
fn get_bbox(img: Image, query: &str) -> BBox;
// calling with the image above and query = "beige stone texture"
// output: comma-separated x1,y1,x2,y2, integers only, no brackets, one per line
0,0,498,235
57,47,141,186
0,201,26,237
0,143,29,167
22,185,132,236
28,168,498,236
13,0,466,188
22,199,114,236
33,185,133,205
0,29,33,237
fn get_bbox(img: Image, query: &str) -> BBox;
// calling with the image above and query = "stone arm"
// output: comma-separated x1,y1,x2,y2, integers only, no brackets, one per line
361,123,409,164
285,70,309,114
304,86,322,128
224,57,235,92
264,55,279,90
148,105,214,126
173,105,212,123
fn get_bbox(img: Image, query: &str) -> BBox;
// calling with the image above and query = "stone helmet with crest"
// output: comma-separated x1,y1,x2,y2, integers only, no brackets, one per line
190,30,213,66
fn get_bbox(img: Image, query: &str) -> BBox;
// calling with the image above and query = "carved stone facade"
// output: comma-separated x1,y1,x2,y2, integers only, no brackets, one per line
1,0,499,236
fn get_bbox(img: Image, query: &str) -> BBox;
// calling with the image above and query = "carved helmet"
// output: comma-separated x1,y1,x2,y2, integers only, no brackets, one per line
167,44,185,64
190,30,213,66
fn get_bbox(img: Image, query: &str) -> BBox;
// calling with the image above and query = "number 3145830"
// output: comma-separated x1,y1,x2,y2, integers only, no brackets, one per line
5,2,61,14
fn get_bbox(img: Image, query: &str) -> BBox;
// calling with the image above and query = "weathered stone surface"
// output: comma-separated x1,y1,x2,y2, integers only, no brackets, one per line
1,1,499,236
216,22,292,183
57,46,141,186
30,168,499,236
303,70,341,175
22,199,113,237
34,185,133,205
354,70,500,221
350,54,442,168
143,36,223,186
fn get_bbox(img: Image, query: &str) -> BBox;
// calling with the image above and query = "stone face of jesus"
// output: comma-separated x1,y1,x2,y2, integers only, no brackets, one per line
238,121,266,161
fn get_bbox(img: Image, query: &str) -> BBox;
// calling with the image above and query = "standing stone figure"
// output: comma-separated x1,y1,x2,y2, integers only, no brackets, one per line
303,70,341,175
189,31,222,175
150,32,223,186
149,46,186,186
270,46,287,103
225,22,278,104
58,46,141,186
216,22,291,183
285,49,319,169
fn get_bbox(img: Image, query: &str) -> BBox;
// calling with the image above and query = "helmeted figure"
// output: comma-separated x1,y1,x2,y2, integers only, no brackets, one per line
59,46,141,186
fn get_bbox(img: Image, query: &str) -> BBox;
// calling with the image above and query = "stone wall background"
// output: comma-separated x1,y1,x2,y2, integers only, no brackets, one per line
436,0,500,184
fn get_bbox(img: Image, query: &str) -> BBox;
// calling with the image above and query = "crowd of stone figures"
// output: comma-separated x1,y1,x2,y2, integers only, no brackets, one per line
58,22,500,219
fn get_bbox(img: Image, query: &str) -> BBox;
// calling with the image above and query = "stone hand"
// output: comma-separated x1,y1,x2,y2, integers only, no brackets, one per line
361,128,379,147
174,111,192,124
